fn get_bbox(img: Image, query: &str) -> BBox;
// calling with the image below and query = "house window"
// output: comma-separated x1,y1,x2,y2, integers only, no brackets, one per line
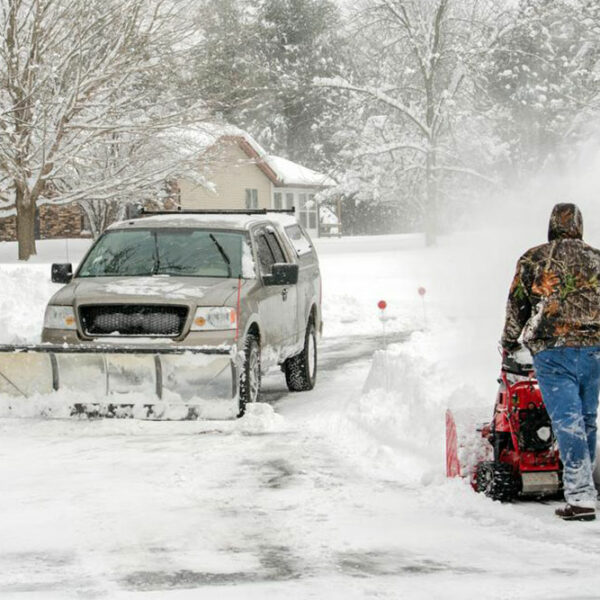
245,188,258,209
285,192,294,210
308,194,317,229
274,192,282,209
298,193,308,228
298,193,318,230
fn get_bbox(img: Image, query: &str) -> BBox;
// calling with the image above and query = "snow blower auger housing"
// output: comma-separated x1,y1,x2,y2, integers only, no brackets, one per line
0,344,238,420
446,348,561,502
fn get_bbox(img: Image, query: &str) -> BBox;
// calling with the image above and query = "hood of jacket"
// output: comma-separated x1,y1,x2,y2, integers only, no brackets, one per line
548,203,583,241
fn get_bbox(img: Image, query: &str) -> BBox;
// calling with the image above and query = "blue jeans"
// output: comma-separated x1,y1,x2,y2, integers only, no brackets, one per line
533,347,600,507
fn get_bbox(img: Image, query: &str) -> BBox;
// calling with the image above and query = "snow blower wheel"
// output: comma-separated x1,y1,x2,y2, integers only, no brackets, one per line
476,461,517,502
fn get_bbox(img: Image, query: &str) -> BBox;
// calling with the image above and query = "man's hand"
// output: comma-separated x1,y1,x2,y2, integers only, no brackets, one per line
501,340,521,359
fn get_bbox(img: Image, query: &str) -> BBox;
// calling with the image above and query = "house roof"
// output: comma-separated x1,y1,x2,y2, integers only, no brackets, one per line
179,123,336,189
267,155,337,188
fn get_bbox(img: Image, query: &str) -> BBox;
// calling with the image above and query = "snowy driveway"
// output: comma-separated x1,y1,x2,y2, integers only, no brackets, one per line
0,333,407,598
3,331,600,600
3,233,600,599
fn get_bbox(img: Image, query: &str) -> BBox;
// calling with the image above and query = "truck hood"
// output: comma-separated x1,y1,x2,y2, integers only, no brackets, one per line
49,276,241,307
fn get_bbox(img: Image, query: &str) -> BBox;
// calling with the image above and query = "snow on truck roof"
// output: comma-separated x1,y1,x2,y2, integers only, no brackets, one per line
108,211,299,232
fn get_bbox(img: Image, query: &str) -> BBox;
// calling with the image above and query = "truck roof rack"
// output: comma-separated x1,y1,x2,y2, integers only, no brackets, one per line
140,207,296,216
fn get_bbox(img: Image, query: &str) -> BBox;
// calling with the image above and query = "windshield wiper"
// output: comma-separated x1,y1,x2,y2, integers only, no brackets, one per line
152,231,161,275
209,234,232,277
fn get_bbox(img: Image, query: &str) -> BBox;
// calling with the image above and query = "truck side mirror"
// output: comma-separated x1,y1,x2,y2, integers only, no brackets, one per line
264,263,299,286
52,263,73,284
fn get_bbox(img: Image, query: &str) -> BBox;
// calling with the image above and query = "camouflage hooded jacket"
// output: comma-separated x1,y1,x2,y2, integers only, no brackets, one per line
501,203,600,355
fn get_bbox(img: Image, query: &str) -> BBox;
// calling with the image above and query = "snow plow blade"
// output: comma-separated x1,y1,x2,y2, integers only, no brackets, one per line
0,344,238,420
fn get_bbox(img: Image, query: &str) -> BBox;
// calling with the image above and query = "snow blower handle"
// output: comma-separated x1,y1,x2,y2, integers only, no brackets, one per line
499,342,535,377
499,340,521,357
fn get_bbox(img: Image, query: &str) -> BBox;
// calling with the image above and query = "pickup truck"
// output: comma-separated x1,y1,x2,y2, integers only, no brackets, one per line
43,210,322,415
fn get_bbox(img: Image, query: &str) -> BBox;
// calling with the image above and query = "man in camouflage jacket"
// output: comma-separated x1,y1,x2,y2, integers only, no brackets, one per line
502,203,600,521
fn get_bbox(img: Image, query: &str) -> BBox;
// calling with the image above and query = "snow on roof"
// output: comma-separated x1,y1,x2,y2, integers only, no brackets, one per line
266,155,336,188
173,123,268,159
176,123,336,188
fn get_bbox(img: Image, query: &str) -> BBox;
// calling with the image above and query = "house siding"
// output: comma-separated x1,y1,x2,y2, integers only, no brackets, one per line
179,141,273,210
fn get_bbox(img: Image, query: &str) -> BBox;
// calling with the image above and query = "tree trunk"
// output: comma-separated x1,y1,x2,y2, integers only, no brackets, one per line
424,149,438,247
16,188,37,261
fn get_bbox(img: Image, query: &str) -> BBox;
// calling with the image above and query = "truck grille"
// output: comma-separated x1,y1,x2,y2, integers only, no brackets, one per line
79,305,188,337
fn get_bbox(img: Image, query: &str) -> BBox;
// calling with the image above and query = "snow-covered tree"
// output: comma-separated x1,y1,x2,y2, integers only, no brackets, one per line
187,0,263,124
187,0,349,170
483,0,600,184
317,0,505,244
0,0,206,259
252,0,348,165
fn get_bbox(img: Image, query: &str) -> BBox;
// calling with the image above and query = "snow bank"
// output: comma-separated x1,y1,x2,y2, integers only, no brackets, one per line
0,265,61,344
331,328,487,485
0,238,91,344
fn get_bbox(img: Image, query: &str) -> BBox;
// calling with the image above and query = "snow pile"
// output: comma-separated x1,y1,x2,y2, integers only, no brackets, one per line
357,345,446,483
235,402,288,434
302,323,490,487
0,265,60,344
356,338,481,482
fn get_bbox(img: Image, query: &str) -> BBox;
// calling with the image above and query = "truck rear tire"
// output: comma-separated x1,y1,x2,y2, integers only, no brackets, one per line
284,320,317,392
238,334,261,417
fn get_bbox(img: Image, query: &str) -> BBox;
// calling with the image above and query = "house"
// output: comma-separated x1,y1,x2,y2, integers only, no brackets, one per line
176,124,337,238
0,124,338,242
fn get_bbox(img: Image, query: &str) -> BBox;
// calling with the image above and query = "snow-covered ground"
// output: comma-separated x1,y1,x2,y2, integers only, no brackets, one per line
2,227,600,599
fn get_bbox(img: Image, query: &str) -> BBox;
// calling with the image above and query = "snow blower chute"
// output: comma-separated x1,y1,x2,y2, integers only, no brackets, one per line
0,344,238,420
446,347,562,502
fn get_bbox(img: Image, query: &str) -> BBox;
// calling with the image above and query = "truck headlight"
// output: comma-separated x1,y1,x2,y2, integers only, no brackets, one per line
191,307,237,331
44,306,77,330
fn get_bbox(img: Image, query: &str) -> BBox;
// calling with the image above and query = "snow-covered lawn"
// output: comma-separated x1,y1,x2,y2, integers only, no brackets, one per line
2,228,600,599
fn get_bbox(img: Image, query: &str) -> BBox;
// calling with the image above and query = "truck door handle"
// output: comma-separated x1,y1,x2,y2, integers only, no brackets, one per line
281,288,288,301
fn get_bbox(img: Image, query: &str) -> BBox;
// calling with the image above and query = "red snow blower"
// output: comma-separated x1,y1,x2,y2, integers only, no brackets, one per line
446,348,561,502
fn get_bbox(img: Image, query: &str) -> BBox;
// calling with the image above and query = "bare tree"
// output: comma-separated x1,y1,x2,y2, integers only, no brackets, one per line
0,0,205,259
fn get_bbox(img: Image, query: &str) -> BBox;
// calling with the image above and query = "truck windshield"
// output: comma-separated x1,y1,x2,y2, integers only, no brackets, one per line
78,229,248,278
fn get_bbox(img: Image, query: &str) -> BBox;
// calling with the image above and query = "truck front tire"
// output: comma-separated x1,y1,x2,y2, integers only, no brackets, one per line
238,334,261,417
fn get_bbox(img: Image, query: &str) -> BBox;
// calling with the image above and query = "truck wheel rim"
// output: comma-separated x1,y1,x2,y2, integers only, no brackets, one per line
249,348,260,402
308,332,316,380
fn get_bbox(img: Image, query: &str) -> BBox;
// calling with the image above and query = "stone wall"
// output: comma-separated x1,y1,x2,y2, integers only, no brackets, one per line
0,214,16,241
0,203,86,242
40,204,85,239
0,193,181,242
